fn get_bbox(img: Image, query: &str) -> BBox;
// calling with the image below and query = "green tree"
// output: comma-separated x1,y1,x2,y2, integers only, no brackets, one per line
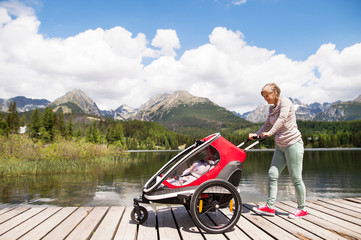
6,101,19,134
20,115,26,127
42,107,55,141
86,121,100,143
57,112,67,137
67,114,74,138
0,113,9,136
75,128,82,139
28,107,42,138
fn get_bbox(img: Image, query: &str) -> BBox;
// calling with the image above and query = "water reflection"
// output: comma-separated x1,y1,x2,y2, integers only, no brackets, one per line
0,150,360,207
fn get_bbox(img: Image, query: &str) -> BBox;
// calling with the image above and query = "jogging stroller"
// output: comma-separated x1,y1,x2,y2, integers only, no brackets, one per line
131,133,265,234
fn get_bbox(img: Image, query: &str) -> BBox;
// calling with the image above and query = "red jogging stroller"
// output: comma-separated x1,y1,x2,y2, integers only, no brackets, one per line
131,133,265,234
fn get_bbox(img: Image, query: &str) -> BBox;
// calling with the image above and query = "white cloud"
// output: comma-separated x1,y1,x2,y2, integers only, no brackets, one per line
232,0,247,6
0,1,360,114
151,29,181,57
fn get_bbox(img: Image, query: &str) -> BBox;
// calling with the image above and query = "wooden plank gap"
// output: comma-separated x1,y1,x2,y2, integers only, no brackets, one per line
275,202,348,240
0,207,46,237
281,201,361,239
344,198,361,204
243,203,298,240
170,207,204,240
66,206,108,240
19,207,78,240
42,207,93,240
170,207,184,240
111,206,126,240
0,208,15,216
0,207,30,225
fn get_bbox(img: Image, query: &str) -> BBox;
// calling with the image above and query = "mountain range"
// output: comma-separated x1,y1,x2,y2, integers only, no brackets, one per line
1,90,360,130
0,96,50,113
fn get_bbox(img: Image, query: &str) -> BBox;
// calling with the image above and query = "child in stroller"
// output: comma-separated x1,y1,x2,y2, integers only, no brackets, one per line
166,146,219,186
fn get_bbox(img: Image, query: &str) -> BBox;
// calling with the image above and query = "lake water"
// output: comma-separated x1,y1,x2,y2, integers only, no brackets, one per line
1,150,360,207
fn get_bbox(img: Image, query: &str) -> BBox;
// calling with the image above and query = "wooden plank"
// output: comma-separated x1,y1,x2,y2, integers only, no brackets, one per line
137,206,157,240
0,207,29,224
171,206,204,240
18,207,77,240
243,203,298,240
157,207,181,240
317,198,361,213
0,198,360,240
222,207,274,240
344,198,361,204
306,201,361,226
313,199,361,219
282,201,361,239
195,213,228,240
0,207,44,236
207,210,251,240
332,199,361,212
275,202,347,240
66,206,108,240
0,208,14,216
42,207,93,240
244,203,322,240
0,207,61,240
113,207,137,240
91,206,125,240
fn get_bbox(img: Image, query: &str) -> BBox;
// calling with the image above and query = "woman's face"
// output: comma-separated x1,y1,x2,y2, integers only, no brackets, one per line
262,91,277,105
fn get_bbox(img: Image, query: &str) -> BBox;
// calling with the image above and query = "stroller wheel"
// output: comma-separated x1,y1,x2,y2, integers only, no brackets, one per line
190,179,242,234
131,206,148,224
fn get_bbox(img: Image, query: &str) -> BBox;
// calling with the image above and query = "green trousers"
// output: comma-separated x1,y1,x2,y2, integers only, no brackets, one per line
266,140,306,210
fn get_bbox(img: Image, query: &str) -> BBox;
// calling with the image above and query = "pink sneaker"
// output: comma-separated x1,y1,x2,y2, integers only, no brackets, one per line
252,204,275,216
288,209,308,219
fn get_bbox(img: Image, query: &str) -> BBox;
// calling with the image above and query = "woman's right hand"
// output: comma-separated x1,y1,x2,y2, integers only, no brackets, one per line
248,133,257,139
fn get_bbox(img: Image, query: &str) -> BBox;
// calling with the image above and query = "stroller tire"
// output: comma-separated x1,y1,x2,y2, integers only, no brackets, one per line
131,206,148,224
190,179,242,234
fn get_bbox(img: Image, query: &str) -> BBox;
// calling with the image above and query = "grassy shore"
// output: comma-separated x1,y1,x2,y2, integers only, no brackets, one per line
0,135,124,177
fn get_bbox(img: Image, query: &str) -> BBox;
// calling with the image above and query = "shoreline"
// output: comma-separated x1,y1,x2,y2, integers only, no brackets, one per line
125,147,361,153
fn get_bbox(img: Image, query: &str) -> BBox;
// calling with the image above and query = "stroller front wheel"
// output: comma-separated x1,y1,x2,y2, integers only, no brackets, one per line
131,206,148,224
190,179,242,234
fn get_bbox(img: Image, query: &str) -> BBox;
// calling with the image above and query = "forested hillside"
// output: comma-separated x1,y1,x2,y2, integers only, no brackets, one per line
1,101,360,151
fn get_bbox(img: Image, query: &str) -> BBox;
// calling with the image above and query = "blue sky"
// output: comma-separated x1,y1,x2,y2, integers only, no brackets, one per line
34,0,361,60
1,0,361,113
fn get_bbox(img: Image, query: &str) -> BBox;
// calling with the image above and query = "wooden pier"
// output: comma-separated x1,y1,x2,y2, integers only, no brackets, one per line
0,198,360,240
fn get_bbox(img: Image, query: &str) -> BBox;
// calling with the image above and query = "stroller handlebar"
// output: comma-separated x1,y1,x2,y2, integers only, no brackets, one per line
237,136,268,150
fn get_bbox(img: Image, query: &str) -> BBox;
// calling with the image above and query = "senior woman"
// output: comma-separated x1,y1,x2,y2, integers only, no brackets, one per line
249,83,307,219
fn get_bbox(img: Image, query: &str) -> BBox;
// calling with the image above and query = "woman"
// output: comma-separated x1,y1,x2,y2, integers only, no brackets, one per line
250,83,307,219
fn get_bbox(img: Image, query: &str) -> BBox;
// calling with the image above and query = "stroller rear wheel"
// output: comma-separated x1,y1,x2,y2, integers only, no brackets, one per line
190,179,242,234
131,205,148,224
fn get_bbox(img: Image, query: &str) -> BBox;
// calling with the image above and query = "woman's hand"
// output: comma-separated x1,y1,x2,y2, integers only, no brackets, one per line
248,133,257,139
260,132,271,138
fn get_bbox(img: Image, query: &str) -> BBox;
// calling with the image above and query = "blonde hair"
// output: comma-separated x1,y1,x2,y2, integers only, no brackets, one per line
261,83,281,100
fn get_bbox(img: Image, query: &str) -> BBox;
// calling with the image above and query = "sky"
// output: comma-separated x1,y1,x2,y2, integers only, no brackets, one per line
0,0,361,114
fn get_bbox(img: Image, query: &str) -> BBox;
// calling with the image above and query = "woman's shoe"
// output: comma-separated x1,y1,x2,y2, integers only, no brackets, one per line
288,209,308,219
252,204,275,216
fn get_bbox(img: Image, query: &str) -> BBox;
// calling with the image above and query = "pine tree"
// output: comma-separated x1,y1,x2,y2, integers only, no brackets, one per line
0,112,10,136
57,112,67,137
42,107,55,141
28,107,42,138
67,114,74,138
86,121,100,143
6,101,20,134
20,115,26,127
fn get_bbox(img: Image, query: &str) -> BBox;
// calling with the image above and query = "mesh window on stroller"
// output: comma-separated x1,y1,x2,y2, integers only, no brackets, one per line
164,145,220,186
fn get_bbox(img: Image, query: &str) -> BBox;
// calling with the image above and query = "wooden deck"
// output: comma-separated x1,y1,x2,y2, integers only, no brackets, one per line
0,198,360,240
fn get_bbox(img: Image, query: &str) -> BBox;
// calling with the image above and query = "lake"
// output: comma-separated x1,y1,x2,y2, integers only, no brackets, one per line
0,150,360,207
